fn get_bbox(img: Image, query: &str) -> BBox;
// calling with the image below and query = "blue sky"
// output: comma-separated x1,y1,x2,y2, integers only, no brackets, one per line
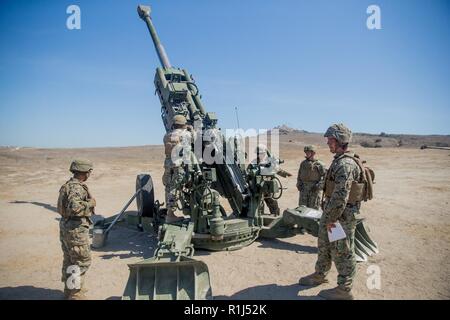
0,0,449,147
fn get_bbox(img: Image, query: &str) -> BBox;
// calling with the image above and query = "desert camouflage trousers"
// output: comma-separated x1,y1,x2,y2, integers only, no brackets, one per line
162,166,185,214
299,182,322,210
60,219,91,296
315,207,357,290
260,196,280,216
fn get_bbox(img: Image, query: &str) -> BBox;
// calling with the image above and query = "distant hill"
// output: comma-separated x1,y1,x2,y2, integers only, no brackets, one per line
269,125,450,149
2,125,449,150
272,124,309,134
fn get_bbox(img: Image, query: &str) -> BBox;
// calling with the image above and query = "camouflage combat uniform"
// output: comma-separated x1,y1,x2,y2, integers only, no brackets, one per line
262,193,281,216
250,152,290,216
297,158,327,209
162,127,194,216
315,151,361,290
58,177,95,299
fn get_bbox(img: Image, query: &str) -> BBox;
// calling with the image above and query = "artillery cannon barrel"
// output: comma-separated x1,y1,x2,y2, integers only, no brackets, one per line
137,5,172,69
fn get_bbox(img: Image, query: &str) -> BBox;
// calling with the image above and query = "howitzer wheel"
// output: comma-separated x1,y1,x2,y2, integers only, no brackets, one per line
136,174,155,217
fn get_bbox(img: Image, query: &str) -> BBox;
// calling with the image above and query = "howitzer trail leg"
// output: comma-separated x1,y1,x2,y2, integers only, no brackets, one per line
354,219,379,261
123,223,212,300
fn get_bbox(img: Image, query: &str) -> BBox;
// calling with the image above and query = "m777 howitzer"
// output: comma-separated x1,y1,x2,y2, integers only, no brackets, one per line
93,5,378,300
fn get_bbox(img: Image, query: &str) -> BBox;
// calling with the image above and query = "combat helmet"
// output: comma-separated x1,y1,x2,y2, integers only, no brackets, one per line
324,123,352,145
173,114,187,126
70,159,93,173
304,145,316,152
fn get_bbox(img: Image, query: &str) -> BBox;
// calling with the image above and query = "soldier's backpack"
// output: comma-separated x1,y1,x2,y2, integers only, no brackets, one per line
348,153,375,203
324,153,375,204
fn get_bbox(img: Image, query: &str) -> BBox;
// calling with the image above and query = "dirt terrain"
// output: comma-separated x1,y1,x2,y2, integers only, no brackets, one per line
0,141,449,300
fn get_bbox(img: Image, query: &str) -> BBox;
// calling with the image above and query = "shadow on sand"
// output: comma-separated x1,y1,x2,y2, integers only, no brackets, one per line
0,286,64,300
257,238,318,254
10,201,110,224
10,200,58,213
92,216,158,260
214,283,321,300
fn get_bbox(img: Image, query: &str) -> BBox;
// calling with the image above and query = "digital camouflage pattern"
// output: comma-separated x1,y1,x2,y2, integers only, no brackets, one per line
58,177,95,299
315,151,361,290
173,114,187,125
297,159,327,209
324,123,352,145
303,145,316,152
69,159,93,173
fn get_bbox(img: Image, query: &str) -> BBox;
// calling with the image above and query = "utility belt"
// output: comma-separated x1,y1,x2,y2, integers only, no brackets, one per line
299,171,320,182
63,215,92,225
301,179,321,183
324,180,364,205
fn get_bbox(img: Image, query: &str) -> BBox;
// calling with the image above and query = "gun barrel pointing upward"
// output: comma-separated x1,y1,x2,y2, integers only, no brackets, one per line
137,5,172,69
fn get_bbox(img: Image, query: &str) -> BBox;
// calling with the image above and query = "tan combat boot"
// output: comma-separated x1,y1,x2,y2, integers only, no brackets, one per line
318,286,354,300
63,288,71,300
67,289,87,300
298,272,329,286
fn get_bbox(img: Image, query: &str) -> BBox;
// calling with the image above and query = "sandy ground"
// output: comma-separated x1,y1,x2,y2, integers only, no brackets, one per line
0,144,449,300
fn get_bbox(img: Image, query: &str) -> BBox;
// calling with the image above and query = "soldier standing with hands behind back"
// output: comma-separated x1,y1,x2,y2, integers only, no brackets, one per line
57,159,96,300
297,145,327,210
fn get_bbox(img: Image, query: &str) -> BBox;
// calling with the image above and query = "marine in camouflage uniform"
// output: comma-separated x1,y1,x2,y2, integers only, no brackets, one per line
299,124,361,300
250,144,292,216
57,159,96,300
297,145,327,209
162,115,196,223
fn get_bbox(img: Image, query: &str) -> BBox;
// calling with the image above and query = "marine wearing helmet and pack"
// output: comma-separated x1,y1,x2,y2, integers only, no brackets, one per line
299,123,370,300
297,145,327,209
57,159,96,300
162,115,196,223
